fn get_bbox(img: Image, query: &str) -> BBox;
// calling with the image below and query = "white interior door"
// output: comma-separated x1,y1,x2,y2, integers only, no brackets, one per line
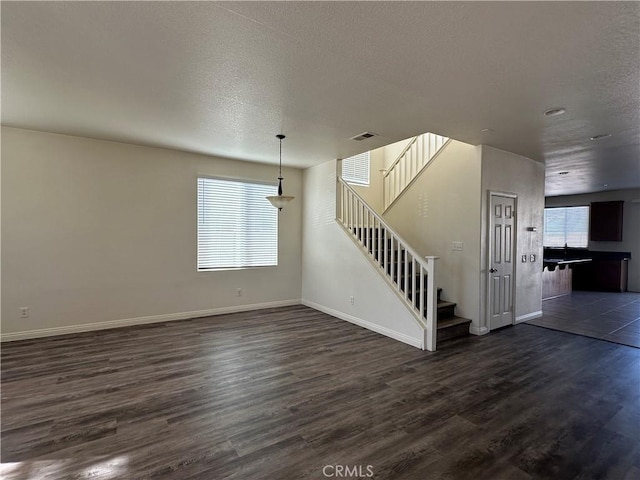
488,194,516,330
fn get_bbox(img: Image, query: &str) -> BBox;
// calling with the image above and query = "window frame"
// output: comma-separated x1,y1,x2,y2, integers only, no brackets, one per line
196,175,279,271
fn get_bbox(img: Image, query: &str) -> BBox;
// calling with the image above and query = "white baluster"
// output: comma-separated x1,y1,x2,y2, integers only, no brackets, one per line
396,243,401,288
404,249,409,300
383,227,387,271
377,220,382,267
412,257,417,312
418,259,423,316
390,237,395,284
365,209,370,251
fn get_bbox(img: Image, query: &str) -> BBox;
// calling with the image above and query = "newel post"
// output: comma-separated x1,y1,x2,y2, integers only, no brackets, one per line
424,256,439,352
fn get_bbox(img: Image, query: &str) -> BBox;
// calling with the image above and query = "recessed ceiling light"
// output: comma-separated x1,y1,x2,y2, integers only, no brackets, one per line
590,133,612,141
481,128,494,134
544,107,566,117
558,171,570,175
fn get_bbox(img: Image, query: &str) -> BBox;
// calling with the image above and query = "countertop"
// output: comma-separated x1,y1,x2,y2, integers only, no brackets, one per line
543,258,592,271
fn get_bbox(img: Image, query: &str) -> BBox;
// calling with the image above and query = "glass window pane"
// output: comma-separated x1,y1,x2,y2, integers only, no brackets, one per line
342,152,370,186
543,206,589,248
197,177,278,270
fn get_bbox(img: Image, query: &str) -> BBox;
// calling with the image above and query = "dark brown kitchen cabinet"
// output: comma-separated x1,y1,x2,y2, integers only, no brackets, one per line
590,201,623,241
572,258,629,292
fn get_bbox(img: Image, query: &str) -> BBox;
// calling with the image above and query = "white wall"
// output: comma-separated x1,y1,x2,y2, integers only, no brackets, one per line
480,146,545,328
1,127,303,339
383,141,482,330
301,159,424,348
545,188,640,292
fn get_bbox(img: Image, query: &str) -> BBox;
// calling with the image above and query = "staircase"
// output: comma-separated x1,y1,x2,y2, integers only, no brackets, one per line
337,177,471,350
436,288,473,343
383,132,449,211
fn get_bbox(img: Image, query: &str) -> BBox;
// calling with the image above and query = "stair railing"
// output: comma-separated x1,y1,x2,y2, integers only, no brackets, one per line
382,133,450,211
336,176,439,351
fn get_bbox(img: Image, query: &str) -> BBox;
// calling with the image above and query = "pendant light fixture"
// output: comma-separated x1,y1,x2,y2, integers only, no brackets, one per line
266,134,295,210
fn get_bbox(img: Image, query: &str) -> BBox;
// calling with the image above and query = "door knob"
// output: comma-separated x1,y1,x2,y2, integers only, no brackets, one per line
489,268,498,273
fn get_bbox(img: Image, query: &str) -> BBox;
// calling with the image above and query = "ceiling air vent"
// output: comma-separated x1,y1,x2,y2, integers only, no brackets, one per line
350,131,377,141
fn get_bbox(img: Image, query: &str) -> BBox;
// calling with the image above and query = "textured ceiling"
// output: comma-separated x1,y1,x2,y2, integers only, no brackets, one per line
2,1,639,196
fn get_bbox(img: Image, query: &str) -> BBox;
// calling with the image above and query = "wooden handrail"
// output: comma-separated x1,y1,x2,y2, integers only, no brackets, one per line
382,136,418,179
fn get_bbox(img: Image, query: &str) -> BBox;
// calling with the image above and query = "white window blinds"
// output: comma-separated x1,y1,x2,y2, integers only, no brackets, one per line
342,151,370,186
197,177,278,270
543,206,590,248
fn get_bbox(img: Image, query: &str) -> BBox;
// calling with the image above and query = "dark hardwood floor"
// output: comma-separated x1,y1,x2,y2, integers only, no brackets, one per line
2,305,639,479
528,291,640,348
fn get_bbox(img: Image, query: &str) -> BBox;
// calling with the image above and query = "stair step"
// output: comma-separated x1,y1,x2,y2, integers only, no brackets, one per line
437,300,456,320
437,316,472,343
437,315,471,329
437,300,456,309
405,294,455,319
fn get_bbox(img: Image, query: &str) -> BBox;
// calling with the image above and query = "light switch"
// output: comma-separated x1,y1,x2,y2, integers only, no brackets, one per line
452,241,464,251
521,255,527,263
530,254,536,262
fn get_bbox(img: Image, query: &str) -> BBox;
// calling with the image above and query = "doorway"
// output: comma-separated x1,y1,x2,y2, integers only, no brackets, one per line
488,193,516,330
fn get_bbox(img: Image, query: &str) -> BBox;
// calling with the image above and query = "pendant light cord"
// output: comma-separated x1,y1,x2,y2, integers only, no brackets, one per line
279,136,283,179
276,134,285,195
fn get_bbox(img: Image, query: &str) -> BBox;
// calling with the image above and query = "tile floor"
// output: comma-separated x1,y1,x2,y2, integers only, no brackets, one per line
527,291,640,348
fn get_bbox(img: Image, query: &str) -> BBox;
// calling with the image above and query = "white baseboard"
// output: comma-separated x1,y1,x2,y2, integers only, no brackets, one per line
0,299,301,342
302,299,423,349
515,311,543,324
469,325,489,336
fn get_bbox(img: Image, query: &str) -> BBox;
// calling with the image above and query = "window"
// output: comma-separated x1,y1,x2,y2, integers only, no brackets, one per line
197,177,278,270
341,151,370,186
543,206,589,248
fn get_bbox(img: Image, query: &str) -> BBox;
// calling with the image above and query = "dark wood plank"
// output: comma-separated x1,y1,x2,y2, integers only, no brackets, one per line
2,304,639,479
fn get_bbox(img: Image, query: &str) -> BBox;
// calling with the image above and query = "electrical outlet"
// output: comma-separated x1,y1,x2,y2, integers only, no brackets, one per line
350,296,355,305
236,288,243,297
19,306,30,318
530,254,536,262
452,241,464,251
521,255,527,263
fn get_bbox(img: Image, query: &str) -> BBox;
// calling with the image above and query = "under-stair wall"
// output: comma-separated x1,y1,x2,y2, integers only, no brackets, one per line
382,140,483,332
301,159,425,348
